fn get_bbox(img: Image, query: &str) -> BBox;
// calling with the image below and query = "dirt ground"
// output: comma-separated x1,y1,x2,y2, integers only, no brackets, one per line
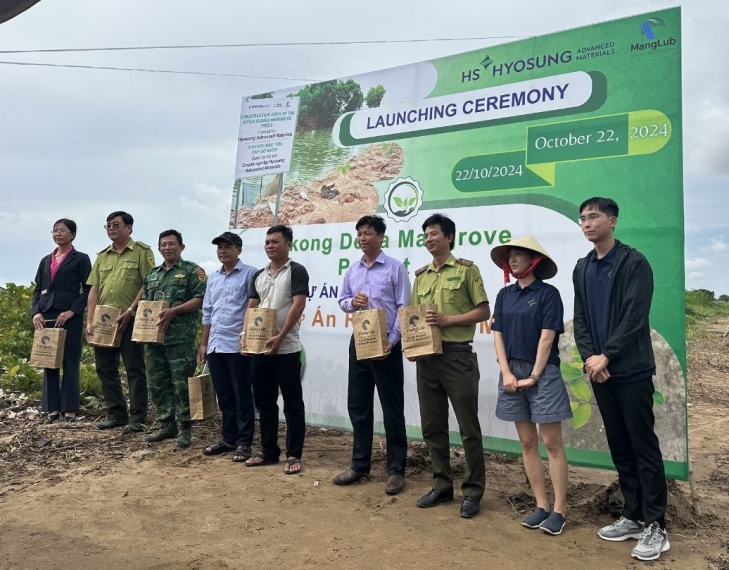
1,318,728,570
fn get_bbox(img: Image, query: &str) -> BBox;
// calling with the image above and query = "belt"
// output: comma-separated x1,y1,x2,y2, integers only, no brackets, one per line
441,342,473,353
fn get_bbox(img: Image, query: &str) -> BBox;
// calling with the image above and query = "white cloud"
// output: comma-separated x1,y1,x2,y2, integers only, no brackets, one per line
708,237,728,253
685,258,710,271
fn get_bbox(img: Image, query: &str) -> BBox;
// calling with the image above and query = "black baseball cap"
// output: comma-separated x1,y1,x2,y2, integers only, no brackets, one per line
212,231,242,247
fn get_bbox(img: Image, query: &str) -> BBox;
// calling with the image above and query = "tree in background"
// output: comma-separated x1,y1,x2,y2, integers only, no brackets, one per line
251,92,274,99
365,84,386,108
293,79,364,129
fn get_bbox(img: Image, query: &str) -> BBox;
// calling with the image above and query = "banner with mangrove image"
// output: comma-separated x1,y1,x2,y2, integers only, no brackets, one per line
230,8,687,479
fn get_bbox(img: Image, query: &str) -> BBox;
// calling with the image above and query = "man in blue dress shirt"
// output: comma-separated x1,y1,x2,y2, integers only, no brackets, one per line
333,215,411,495
198,232,258,461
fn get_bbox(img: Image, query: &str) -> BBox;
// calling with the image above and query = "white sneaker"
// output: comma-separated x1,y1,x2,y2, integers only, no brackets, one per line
631,522,670,561
597,516,645,541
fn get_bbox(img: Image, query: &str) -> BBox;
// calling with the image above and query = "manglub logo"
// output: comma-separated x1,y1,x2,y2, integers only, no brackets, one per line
641,17,665,39
143,308,153,318
632,16,676,52
383,177,423,223
361,319,371,331
41,335,50,345
254,316,263,327
408,315,420,326
100,313,111,323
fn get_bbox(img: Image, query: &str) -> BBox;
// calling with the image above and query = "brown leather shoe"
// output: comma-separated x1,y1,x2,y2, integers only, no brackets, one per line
332,468,368,486
385,474,405,495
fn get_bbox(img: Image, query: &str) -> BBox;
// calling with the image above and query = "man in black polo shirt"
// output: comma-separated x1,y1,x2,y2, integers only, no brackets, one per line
573,197,668,562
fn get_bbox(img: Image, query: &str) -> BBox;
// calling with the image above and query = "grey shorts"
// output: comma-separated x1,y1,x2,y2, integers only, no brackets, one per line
495,359,573,424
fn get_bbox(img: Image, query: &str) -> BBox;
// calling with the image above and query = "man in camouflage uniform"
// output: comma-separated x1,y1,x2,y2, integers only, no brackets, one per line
87,211,156,432
409,213,490,519
142,230,206,448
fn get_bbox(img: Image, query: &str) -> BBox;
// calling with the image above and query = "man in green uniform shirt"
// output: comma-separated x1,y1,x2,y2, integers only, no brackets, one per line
86,211,155,432
143,230,206,448
409,213,490,519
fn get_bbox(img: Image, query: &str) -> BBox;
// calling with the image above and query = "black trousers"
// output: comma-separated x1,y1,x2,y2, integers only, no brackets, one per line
592,377,667,527
206,351,255,447
41,311,82,414
94,319,147,423
347,337,407,476
251,351,305,459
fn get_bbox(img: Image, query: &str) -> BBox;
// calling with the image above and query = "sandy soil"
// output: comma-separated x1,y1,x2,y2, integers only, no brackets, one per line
232,143,404,229
1,318,728,570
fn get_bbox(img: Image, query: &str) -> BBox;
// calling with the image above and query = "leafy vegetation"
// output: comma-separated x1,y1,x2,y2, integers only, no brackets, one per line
685,288,729,327
0,283,101,400
365,84,386,108
292,79,364,129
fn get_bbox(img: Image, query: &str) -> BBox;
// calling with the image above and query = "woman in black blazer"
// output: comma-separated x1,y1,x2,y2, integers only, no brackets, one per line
31,219,92,422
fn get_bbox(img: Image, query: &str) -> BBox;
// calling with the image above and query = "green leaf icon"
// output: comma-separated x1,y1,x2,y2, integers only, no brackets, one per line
560,363,583,380
393,197,403,207
408,197,417,206
571,344,582,362
569,378,592,401
570,400,579,412
653,390,665,405
572,403,591,429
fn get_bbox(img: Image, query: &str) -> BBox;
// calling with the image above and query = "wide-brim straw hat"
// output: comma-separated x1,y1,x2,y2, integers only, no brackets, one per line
490,236,558,280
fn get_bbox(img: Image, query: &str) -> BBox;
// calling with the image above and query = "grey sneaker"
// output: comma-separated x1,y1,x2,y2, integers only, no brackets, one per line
521,507,550,529
540,511,566,536
631,522,670,561
597,516,645,541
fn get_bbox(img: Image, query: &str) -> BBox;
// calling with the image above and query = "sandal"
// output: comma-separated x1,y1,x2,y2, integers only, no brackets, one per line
45,412,61,423
202,440,235,456
232,445,252,462
244,452,279,467
284,457,302,475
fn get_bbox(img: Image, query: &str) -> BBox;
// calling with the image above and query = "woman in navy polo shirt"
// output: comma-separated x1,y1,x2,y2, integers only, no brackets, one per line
490,236,572,536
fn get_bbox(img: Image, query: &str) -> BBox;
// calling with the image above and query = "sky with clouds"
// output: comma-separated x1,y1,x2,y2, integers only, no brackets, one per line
0,0,727,296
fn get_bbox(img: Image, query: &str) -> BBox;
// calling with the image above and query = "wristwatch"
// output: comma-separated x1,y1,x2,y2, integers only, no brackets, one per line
528,372,539,381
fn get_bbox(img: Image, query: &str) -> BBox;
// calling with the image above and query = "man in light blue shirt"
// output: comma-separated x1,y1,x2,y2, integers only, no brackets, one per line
333,215,411,495
198,232,257,461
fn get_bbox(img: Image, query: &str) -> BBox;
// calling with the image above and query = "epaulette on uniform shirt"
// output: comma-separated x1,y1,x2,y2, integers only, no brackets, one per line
456,258,473,266
414,264,430,276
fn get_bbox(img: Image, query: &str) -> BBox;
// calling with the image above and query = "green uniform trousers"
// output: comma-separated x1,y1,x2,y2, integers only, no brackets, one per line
416,350,485,500
145,342,197,424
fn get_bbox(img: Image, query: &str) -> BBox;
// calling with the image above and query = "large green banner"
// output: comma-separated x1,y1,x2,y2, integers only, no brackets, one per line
231,9,686,479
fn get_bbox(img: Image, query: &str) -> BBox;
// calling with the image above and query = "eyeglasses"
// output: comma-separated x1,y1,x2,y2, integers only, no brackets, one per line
578,213,608,225
50,229,69,235
103,223,126,230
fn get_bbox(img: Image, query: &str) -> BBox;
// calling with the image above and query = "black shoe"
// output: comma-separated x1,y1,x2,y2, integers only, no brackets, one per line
416,489,453,508
332,468,368,486
385,474,405,495
96,418,127,430
460,496,480,519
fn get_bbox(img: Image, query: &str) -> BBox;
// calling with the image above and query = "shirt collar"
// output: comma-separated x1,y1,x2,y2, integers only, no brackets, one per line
217,258,244,274
428,253,457,272
356,251,386,267
103,238,135,254
265,258,292,273
589,241,619,264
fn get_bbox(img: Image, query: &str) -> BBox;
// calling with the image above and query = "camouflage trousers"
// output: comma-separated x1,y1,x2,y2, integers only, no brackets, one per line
145,342,197,424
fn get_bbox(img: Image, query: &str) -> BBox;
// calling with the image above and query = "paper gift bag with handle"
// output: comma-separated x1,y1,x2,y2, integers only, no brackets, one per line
132,294,170,344
352,308,388,360
29,323,66,369
241,307,278,354
188,363,217,421
87,305,122,347
398,304,443,359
